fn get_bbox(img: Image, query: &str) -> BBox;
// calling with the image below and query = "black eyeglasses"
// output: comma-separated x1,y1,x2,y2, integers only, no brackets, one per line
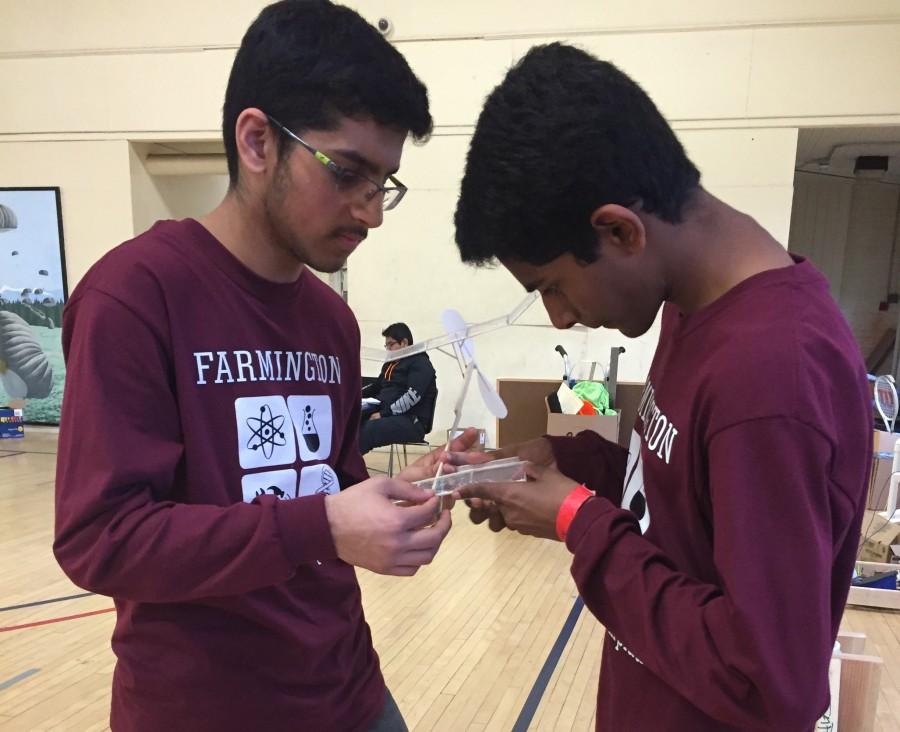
266,115,407,211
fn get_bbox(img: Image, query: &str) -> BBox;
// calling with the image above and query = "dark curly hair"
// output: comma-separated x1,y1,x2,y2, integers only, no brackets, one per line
223,0,432,185
455,43,700,266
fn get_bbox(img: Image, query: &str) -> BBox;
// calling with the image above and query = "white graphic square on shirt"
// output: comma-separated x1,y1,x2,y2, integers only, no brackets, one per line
287,395,333,462
241,469,298,503
621,428,650,534
235,396,297,470
298,464,340,497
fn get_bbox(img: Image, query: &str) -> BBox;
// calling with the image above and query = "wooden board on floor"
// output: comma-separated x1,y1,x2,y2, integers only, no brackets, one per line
839,654,883,732
3,431,900,732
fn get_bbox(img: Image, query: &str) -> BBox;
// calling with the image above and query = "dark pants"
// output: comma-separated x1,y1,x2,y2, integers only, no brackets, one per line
359,414,425,455
366,688,408,732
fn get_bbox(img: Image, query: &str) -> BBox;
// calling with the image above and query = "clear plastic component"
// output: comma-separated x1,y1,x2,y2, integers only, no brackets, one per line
414,457,528,496
361,292,540,363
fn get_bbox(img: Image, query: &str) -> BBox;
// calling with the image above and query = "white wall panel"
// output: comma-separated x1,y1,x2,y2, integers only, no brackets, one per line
0,140,134,285
748,24,900,119
6,1,900,54
787,171,854,296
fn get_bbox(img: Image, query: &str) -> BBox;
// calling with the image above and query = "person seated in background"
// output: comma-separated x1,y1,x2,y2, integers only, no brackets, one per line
360,323,437,454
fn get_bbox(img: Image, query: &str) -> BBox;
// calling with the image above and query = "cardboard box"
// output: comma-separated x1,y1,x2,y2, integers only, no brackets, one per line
546,410,620,443
868,430,899,510
874,430,899,454
868,456,896,509
859,519,900,563
0,407,24,439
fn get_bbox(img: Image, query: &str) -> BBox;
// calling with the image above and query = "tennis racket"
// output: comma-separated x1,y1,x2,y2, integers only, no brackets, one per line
874,374,898,433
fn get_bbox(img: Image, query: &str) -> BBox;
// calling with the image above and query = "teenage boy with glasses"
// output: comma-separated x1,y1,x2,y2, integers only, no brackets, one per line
54,2,473,730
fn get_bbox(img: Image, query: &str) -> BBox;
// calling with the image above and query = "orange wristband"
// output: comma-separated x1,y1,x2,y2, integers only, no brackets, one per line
556,484,594,541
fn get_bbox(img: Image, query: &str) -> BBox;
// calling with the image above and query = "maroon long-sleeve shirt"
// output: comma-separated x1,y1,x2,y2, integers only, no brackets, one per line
551,258,871,731
54,219,383,731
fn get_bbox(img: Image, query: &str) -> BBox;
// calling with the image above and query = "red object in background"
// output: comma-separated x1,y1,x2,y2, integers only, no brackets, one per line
577,399,597,416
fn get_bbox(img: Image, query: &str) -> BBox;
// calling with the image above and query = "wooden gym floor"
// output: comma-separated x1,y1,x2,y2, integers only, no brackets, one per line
2,429,899,731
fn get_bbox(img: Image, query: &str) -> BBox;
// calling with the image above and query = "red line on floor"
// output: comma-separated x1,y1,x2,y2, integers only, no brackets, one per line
0,607,115,632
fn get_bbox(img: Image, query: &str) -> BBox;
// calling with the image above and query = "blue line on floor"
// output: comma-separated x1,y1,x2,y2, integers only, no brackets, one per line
0,592,95,613
511,596,585,732
0,668,40,691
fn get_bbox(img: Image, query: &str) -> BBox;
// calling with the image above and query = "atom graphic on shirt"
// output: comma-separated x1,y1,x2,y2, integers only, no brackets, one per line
246,404,287,459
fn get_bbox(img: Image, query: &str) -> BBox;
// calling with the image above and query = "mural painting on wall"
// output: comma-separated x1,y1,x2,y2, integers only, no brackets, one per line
0,187,68,424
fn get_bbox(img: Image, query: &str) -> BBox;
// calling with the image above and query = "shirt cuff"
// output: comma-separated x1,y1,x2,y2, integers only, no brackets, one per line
274,493,339,565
